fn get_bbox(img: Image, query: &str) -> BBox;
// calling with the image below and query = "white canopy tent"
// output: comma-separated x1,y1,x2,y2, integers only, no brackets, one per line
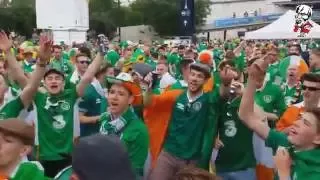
245,10,320,39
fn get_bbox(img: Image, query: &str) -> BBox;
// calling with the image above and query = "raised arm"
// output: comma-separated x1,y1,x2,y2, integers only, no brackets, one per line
238,59,270,139
19,35,53,107
76,53,103,97
0,31,28,87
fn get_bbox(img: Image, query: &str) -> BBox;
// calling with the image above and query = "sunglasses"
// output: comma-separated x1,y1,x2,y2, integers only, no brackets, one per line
78,60,91,65
301,85,320,91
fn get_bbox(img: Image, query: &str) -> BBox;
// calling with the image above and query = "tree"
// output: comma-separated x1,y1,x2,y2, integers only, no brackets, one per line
129,0,211,36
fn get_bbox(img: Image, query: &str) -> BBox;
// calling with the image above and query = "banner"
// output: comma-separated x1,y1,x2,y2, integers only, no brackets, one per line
179,0,195,36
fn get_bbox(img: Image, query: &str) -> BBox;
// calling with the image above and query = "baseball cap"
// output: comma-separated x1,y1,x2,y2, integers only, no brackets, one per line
0,118,34,145
72,134,136,180
190,63,211,79
44,68,65,79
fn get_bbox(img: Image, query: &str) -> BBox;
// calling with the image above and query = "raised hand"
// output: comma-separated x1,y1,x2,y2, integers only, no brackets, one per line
220,65,238,86
0,31,12,52
274,147,292,179
38,34,53,64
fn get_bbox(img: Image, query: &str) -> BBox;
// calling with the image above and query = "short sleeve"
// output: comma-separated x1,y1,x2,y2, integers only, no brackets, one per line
0,96,24,119
265,129,290,150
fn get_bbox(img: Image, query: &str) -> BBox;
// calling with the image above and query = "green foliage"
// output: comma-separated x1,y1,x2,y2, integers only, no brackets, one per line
0,0,211,38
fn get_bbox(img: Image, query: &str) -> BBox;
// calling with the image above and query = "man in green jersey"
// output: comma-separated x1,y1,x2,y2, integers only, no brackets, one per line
214,81,256,180
50,45,74,76
99,72,149,178
34,48,103,177
0,119,49,180
239,59,320,180
78,64,109,137
146,63,236,180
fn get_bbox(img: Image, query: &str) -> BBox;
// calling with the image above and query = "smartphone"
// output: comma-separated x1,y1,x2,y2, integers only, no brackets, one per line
151,72,160,89
97,34,108,55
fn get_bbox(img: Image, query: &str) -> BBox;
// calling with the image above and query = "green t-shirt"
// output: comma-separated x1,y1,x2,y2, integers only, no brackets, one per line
266,62,283,86
164,90,218,160
49,58,74,76
215,97,256,173
99,108,149,176
284,84,303,106
0,96,24,120
22,60,36,73
255,81,287,127
266,129,320,180
79,84,107,137
11,161,49,180
34,88,79,161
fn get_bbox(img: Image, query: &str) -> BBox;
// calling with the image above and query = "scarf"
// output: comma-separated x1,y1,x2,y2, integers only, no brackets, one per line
69,70,81,84
99,107,136,137
91,78,105,97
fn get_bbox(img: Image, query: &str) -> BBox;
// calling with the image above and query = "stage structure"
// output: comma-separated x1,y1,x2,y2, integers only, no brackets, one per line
36,0,89,45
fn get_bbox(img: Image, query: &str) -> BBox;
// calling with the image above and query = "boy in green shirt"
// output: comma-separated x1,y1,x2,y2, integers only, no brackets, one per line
239,58,320,180
78,65,108,137
215,81,256,180
99,72,149,178
33,51,103,177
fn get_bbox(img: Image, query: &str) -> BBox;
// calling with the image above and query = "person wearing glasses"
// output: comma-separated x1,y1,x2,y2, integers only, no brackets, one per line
277,73,320,132
65,53,90,89
239,59,320,180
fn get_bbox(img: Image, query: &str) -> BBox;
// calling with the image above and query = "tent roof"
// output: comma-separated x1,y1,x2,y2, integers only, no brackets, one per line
245,10,320,39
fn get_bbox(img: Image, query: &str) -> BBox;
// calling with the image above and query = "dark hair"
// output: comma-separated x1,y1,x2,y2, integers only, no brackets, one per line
305,108,320,133
78,46,92,59
76,53,89,61
180,59,195,71
218,60,235,71
95,63,113,77
301,73,320,83
190,63,211,79
52,45,62,50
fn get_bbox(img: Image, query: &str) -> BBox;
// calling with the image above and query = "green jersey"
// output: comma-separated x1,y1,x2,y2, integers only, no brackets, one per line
266,62,283,86
99,108,149,176
255,81,286,120
164,89,220,160
215,97,256,172
283,83,303,106
49,58,74,76
79,82,107,137
10,161,49,180
22,60,36,73
0,96,24,120
34,87,80,161
266,129,320,180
